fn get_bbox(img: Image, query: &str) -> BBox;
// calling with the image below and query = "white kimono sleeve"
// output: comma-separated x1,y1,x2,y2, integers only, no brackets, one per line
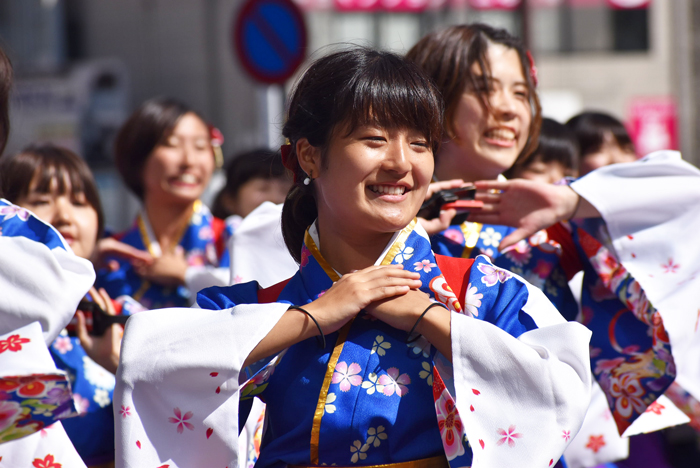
570,151,700,402
114,302,288,468
228,202,298,288
452,280,592,467
0,233,95,344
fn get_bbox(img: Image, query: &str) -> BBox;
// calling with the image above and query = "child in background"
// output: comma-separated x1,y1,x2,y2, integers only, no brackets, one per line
505,117,579,183
566,111,637,176
211,148,291,220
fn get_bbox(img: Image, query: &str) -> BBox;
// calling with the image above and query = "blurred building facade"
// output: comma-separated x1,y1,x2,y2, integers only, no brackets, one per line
0,0,697,229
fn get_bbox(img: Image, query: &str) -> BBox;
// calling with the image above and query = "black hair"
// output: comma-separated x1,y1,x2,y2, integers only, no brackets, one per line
281,47,444,263
566,111,634,157
211,148,288,219
114,97,210,199
0,143,105,239
505,118,579,178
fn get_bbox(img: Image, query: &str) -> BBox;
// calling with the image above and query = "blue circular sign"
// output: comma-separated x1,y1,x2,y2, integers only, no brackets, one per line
233,0,307,84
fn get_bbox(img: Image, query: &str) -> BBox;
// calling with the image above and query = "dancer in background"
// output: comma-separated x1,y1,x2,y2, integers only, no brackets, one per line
505,117,579,183
211,148,291,220
0,143,147,467
97,98,230,308
0,46,94,468
114,47,591,468
566,111,636,176
409,23,699,467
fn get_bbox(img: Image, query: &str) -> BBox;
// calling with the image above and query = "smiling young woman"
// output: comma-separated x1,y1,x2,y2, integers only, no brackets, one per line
114,47,591,468
410,24,700,468
97,98,231,308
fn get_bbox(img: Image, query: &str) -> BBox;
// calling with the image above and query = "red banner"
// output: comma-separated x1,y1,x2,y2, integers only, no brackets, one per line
628,97,678,156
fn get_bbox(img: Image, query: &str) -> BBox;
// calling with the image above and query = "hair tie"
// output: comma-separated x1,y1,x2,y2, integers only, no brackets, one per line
288,306,326,348
406,302,448,343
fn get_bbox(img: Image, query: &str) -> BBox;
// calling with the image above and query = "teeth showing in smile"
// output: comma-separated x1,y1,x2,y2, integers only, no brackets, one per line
369,185,406,196
177,174,198,184
484,128,515,141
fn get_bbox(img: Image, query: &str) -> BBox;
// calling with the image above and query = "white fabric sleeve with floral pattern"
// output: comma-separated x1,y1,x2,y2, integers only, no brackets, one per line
570,151,700,403
451,279,592,467
0,235,95,344
114,303,288,468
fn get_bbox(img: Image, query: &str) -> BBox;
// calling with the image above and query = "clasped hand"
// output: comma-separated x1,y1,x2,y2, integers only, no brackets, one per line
303,264,434,335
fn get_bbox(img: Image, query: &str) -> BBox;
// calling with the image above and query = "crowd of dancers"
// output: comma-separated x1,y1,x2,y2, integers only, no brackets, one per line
1,22,700,468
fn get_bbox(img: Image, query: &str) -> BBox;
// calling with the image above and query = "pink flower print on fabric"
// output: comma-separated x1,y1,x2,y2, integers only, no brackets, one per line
168,407,194,434
0,400,22,433
120,405,131,419
503,240,532,266
442,228,464,245
0,334,31,354
52,336,73,354
477,262,512,287
198,225,213,241
532,259,554,279
300,245,311,268
413,259,437,273
332,362,363,392
377,368,410,397
435,389,465,460
0,205,30,222
594,357,626,376
464,283,482,317
661,258,680,274
496,425,522,447
73,394,90,415
562,430,571,442
610,374,646,418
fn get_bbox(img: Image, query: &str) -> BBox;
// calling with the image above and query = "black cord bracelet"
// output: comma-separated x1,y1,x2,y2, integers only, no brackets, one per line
288,306,326,349
406,303,449,343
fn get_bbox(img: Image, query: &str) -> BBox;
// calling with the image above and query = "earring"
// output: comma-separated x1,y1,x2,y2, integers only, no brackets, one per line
303,170,313,186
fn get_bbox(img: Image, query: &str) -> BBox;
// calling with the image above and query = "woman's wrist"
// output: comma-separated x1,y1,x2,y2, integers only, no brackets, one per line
557,186,582,222
414,303,452,361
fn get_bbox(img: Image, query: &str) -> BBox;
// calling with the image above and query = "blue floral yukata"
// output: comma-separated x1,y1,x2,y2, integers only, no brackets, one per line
97,200,231,309
182,220,589,468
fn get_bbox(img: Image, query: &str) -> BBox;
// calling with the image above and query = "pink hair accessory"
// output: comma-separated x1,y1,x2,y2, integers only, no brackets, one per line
526,51,538,88
208,125,225,168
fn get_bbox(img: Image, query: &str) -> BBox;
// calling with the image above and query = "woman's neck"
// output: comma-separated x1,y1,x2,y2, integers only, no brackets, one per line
434,140,500,183
142,196,195,251
315,217,394,275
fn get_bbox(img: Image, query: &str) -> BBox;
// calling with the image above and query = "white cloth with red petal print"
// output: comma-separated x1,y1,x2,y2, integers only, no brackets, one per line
571,151,700,406
563,151,700,467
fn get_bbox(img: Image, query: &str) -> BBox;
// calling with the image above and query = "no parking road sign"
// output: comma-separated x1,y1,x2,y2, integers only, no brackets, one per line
233,0,308,84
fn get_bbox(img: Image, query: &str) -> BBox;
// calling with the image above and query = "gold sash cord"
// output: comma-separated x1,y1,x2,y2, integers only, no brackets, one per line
289,455,453,468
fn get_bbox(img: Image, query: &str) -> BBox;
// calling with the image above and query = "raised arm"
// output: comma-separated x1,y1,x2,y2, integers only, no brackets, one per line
469,179,599,249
